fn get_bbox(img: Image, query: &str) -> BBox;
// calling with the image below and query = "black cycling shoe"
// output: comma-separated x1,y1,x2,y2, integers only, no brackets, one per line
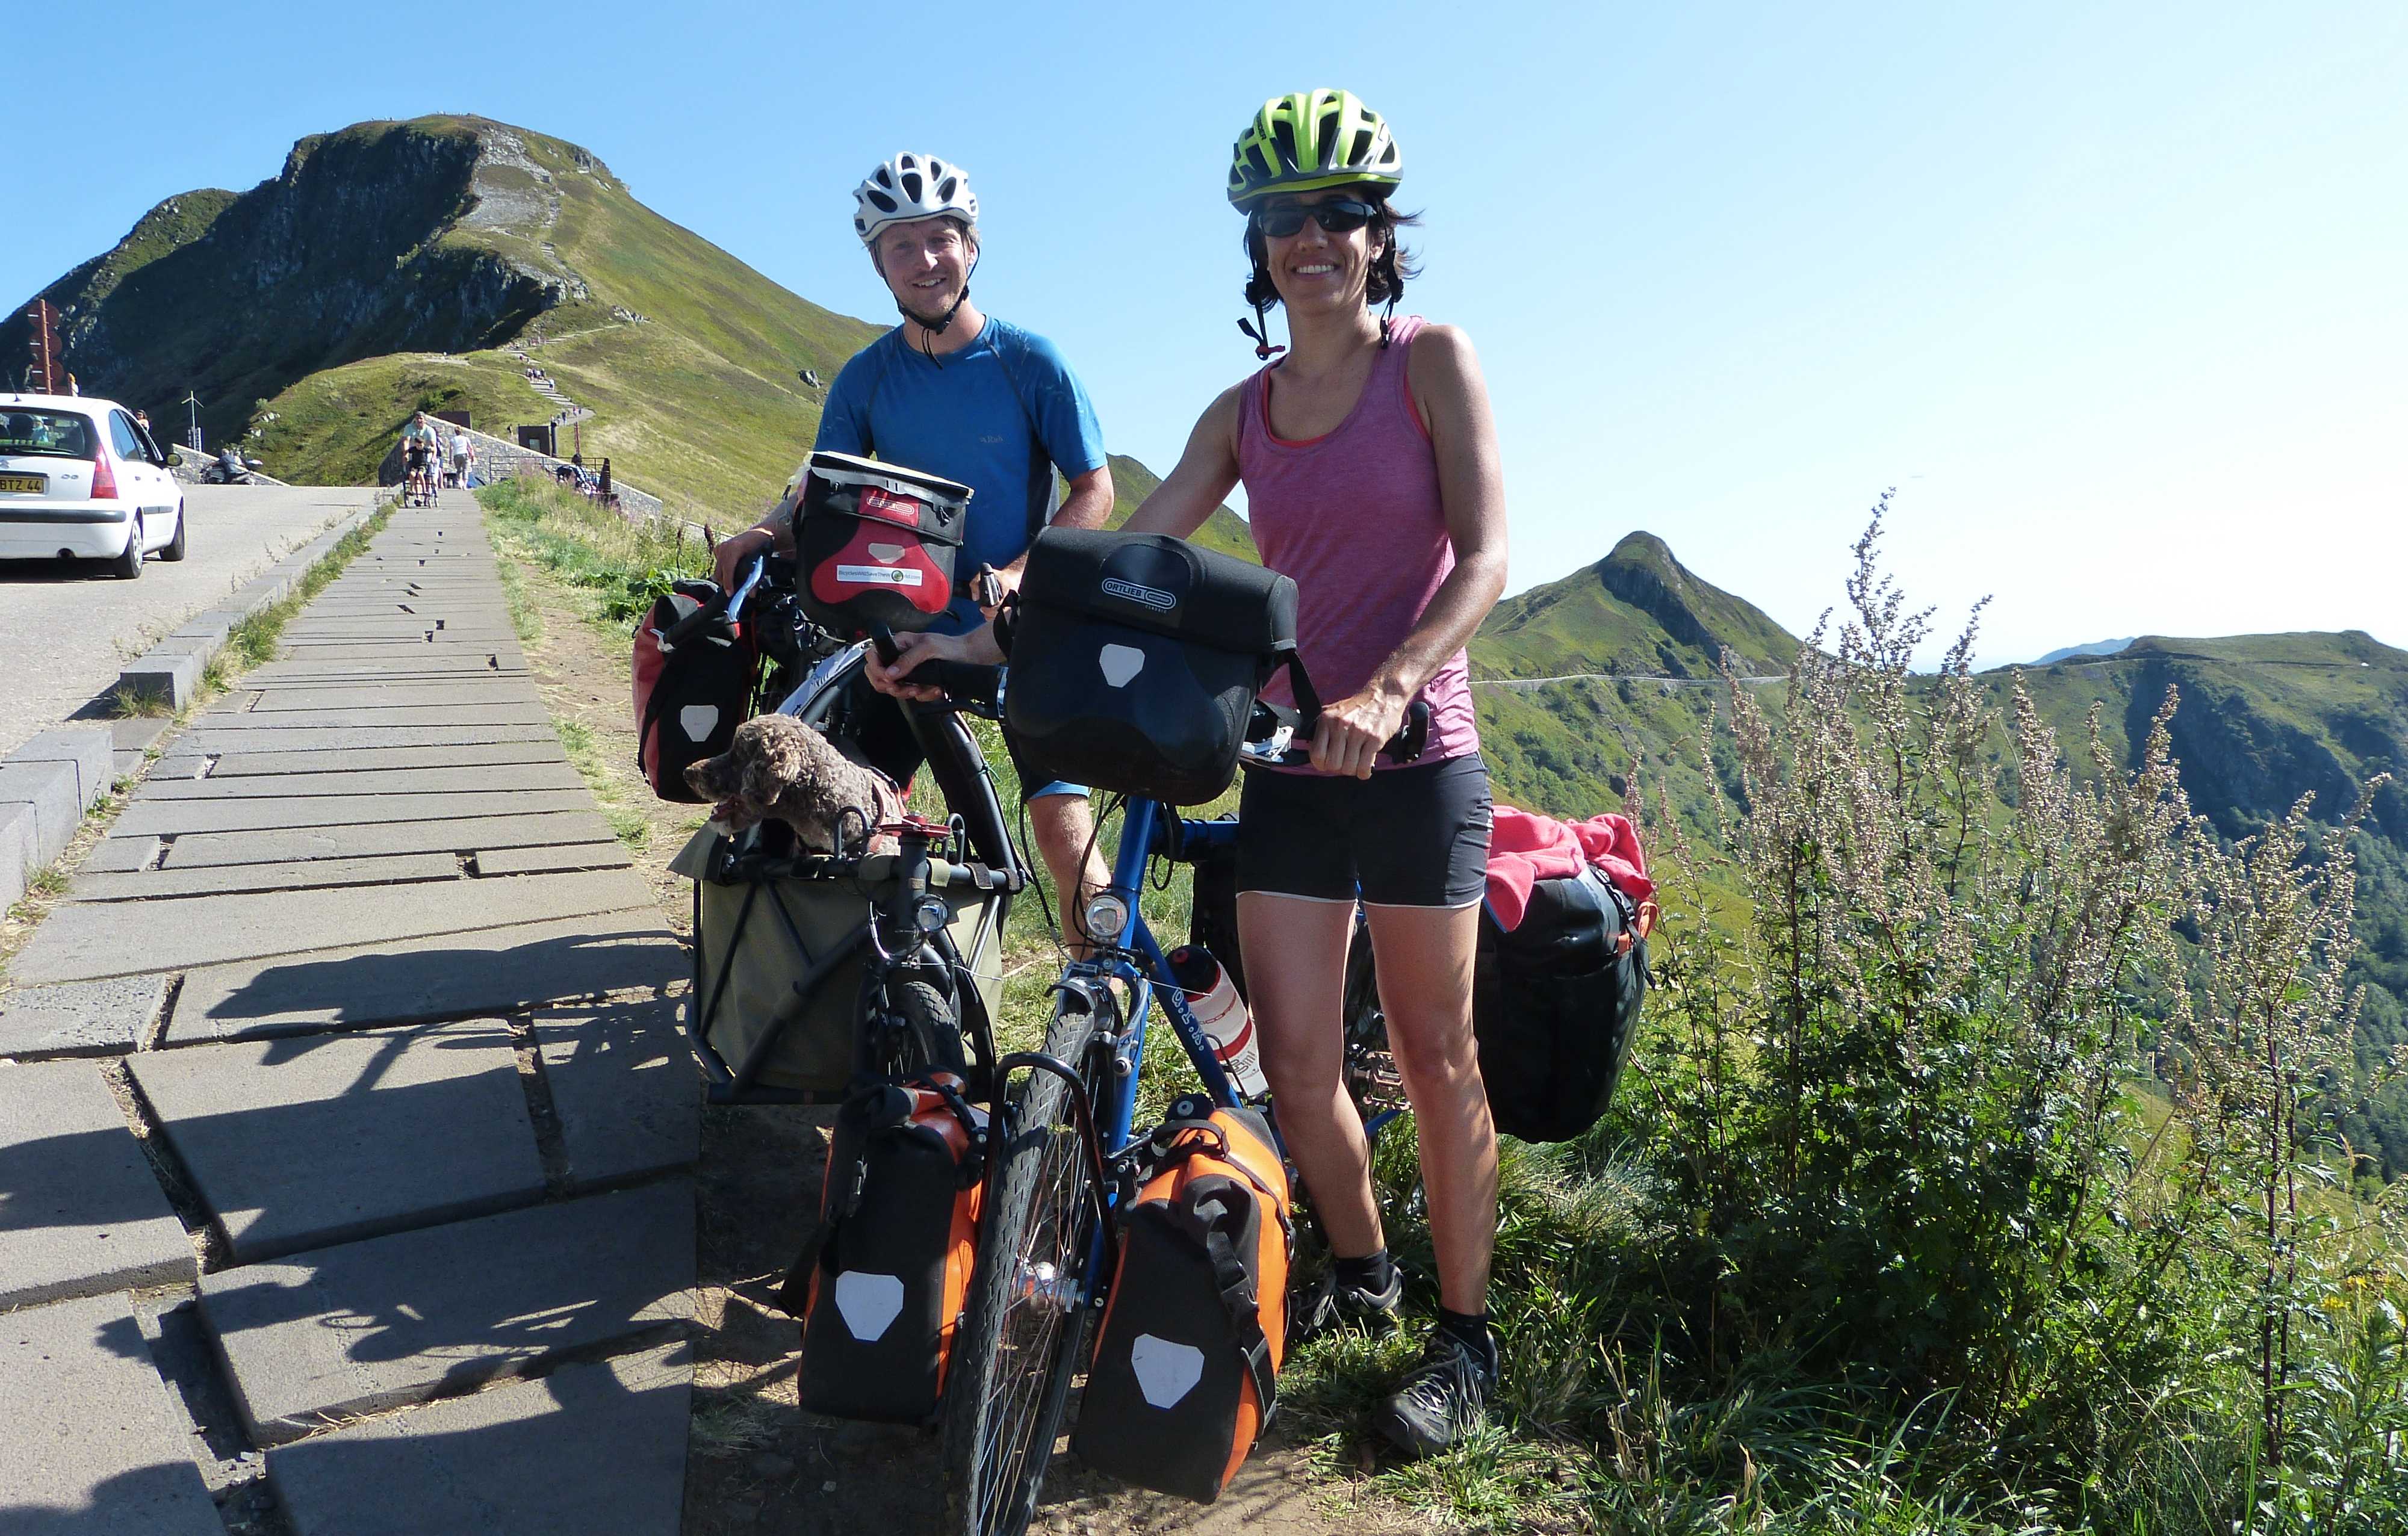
1292,1262,1406,1342
1374,1325,1497,1458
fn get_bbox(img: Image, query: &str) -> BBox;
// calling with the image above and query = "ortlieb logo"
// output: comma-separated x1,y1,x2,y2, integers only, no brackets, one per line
1102,577,1176,612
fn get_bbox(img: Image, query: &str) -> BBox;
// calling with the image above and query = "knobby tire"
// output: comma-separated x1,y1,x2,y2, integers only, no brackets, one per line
939,1003,1101,1535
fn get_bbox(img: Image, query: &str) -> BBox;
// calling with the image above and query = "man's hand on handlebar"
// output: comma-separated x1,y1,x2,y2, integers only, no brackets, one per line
1312,685,1414,781
864,624,1005,703
711,526,777,592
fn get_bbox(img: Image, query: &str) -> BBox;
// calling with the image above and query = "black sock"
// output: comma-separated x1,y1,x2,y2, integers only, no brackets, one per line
1436,1307,1495,1368
1333,1248,1395,1296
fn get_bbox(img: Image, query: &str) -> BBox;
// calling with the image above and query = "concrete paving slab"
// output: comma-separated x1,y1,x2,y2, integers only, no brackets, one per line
244,683,533,715
201,742,563,777
241,660,527,684
0,976,168,1060
164,723,557,757
141,763,583,801
156,810,618,870
11,867,653,985
169,910,682,1041
265,1340,689,1536
71,852,462,903
78,836,163,874
0,1293,224,1536
0,1061,194,1306
108,716,173,754
126,1021,545,1262
533,1002,699,1189
0,761,81,866
10,728,116,810
474,842,631,875
200,1181,694,1443
165,703,551,731
110,787,594,839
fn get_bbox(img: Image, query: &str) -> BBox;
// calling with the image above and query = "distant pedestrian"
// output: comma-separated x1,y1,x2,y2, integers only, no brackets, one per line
598,457,612,497
66,373,79,397
449,428,474,488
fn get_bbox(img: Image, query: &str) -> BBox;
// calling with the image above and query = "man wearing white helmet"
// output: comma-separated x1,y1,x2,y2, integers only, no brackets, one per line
716,152,1115,926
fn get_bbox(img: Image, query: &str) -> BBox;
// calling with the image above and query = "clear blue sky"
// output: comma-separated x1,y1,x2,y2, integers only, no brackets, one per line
12,1,2402,664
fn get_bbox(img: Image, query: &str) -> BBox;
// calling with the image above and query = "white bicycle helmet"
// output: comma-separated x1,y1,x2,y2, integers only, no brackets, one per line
852,153,978,245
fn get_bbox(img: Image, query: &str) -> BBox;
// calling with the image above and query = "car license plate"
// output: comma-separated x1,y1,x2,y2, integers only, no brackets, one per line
0,473,44,494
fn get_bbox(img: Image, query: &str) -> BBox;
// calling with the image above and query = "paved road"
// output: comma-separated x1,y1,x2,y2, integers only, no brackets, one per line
0,484,379,755
0,492,697,1533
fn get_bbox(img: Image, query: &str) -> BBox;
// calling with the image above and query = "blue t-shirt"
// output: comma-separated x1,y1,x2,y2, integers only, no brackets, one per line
813,317,1107,634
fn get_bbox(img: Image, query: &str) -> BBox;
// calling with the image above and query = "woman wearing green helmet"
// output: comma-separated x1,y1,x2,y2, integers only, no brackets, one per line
1167,87,1509,1457
878,98,1509,1457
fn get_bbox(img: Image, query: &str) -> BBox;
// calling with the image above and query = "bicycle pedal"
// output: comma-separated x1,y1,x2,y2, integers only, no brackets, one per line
1345,1046,1407,1109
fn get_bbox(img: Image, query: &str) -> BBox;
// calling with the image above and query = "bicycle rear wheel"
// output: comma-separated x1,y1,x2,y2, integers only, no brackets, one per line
939,996,1105,1536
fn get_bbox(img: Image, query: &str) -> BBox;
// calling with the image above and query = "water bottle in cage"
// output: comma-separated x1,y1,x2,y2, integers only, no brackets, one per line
1167,946,1268,1101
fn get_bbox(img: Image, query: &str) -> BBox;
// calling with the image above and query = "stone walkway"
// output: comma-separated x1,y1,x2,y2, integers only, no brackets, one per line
0,492,697,1534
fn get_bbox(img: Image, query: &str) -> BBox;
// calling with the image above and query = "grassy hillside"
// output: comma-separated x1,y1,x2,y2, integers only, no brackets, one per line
1099,451,1258,561
1477,530,1801,680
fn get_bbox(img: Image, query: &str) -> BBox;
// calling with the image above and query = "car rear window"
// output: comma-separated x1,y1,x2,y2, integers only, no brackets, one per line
0,410,96,459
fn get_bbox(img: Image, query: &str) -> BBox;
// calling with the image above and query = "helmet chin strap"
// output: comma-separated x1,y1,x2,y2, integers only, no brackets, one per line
900,254,979,367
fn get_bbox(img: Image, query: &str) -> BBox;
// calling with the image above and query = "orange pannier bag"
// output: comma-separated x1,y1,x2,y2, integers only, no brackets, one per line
783,1073,985,1424
1072,1095,1292,1503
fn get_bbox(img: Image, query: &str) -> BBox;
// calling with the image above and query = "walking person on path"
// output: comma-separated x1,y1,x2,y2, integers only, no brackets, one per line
716,152,1116,932
877,91,1509,1455
448,427,474,489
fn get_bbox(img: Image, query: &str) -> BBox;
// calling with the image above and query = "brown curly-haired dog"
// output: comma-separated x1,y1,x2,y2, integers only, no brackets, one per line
684,715,902,852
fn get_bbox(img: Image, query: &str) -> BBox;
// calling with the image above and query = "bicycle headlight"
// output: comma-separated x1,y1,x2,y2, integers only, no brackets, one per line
914,894,951,935
1081,891,1129,942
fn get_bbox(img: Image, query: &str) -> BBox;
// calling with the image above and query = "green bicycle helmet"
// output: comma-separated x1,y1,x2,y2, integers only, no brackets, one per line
1227,89,1402,207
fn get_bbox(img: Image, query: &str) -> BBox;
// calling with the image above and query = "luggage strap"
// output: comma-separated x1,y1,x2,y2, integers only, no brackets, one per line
772,1073,983,1318
1141,1115,1290,1431
1172,1191,1280,1431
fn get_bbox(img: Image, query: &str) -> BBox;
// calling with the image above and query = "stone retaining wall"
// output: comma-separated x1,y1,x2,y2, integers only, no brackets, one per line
375,424,664,523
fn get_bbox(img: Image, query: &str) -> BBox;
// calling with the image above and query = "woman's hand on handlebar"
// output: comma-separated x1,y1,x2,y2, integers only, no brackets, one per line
865,624,1004,702
711,527,776,592
1311,685,1412,781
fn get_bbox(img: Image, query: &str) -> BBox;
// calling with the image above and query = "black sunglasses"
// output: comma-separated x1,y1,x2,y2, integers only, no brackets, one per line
1252,199,1380,238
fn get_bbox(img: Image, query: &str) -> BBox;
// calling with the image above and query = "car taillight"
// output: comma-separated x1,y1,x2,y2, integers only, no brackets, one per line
88,450,119,501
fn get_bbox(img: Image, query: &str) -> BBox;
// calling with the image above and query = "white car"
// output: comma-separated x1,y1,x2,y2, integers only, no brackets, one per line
0,392,187,578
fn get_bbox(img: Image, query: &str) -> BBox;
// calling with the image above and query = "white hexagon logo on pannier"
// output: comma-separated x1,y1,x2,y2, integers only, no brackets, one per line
834,1272,905,1342
1098,644,1146,689
1130,1333,1204,1408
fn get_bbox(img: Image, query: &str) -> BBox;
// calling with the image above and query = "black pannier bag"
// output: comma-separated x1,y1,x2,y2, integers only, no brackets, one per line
784,1073,986,1425
792,451,972,636
1072,1097,1292,1503
1473,865,1649,1144
632,580,757,803
1004,530,1303,806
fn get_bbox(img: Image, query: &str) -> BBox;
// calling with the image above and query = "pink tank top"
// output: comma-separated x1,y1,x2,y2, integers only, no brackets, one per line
1237,315,1480,772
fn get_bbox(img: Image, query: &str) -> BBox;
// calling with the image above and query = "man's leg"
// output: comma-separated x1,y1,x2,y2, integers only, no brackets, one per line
1026,789,1111,957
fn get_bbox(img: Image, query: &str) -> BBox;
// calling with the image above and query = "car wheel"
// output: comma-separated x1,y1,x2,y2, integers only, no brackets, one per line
161,502,187,562
109,515,144,580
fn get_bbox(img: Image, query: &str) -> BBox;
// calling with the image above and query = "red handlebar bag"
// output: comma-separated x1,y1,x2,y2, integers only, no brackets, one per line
794,450,971,637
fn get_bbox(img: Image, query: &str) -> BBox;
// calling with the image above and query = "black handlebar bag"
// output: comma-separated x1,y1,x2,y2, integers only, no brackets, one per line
793,451,972,636
632,580,756,803
1004,530,1304,806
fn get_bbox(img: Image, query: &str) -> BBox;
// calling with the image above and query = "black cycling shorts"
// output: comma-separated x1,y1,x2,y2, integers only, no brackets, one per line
1235,754,1492,909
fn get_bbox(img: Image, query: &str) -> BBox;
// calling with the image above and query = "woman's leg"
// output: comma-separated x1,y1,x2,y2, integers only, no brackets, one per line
1363,900,1496,1315
1236,891,1382,1259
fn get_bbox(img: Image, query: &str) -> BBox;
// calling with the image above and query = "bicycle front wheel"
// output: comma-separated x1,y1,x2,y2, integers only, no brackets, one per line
940,1001,1103,1536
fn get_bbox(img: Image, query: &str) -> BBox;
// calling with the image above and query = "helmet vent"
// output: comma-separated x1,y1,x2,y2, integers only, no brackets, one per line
867,190,898,214
901,170,923,201
937,176,957,200
875,167,893,188
1273,120,1299,171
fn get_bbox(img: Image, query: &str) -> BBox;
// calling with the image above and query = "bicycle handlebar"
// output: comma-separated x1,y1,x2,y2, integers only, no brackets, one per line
1246,698,1431,768
867,623,1005,716
657,555,765,649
